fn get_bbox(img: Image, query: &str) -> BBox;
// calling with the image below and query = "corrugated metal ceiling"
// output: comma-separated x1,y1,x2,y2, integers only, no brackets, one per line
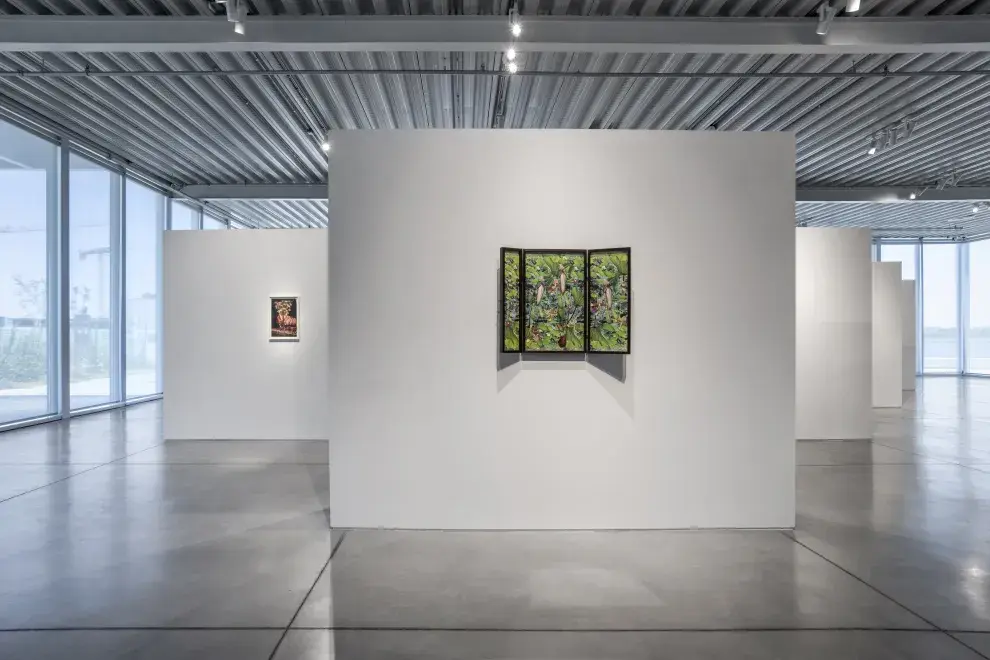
2,0,989,18
1,0,990,234
798,200,989,239
205,198,330,227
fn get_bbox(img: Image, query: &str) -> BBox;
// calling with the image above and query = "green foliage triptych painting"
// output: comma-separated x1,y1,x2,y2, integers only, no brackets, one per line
501,247,631,355
501,248,521,352
588,249,631,353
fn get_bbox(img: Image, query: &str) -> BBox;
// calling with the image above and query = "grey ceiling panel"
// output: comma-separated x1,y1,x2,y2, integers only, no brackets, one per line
1,1,989,229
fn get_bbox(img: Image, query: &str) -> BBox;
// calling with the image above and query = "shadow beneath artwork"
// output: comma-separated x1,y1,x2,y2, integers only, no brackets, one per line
521,353,587,370
588,354,634,418
587,353,625,382
498,352,521,371
523,353,585,362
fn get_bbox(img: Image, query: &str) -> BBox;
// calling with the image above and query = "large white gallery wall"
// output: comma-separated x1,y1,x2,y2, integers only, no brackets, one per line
795,228,873,440
872,261,904,408
326,130,796,530
163,229,329,440
902,280,917,390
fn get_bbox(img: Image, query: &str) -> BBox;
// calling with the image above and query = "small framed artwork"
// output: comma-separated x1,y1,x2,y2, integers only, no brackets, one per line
270,296,299,342
587,248,631,354
500,247,523,352
522,250,587,353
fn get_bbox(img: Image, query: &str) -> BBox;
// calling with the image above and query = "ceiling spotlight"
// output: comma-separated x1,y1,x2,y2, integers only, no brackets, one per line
507,61,519,74
506,48,517,62
321,140,331,153
510,22,522,37
816,2,837,36
220,0,246,34
909,192,917,200
846,0,861,11
974,204,981,214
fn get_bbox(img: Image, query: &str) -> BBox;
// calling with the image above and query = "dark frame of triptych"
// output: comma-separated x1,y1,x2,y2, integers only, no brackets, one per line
500,246,631,356
519,249,589,355
586,247,632,355
499,247,523,354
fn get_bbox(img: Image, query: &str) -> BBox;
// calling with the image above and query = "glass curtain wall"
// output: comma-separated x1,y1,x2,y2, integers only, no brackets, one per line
922,244,959,374
171,202,200,231
0,114,176,428
69,152,121,409
967,240,990,374
125,180,164,398
0,121,58,425
203,214,226,230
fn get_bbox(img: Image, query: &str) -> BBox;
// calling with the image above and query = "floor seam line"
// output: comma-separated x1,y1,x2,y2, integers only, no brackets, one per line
0,626,985,633
948,632,990,660
0,464,104,506
868,439,989,470
782,531,971,643
0,439,168,507
266,530,346,660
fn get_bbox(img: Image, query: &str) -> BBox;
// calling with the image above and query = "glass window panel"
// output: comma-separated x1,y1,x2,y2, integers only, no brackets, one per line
967,240,990,374
880,243,917,280
0,120,58,424
171,202,198,230
125,180,163,398
922,243,959,373
69,152,119,409
203,215,226,230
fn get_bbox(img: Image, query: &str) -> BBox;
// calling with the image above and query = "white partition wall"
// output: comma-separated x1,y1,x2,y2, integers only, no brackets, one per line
163,229,329,439
327,130,796,530
902,280,917,390
796,228,873,440
873,262,904,408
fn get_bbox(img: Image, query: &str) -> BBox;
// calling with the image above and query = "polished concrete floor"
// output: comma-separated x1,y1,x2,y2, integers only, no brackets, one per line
0,378,989,658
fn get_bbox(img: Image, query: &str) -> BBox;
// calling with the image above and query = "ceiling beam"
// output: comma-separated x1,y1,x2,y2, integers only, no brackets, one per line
183,183,990,202
180,184,326,200
797,186,990,203
0,15,988,55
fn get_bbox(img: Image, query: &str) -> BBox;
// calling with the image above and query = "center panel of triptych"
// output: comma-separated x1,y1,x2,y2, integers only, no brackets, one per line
522,250,587,353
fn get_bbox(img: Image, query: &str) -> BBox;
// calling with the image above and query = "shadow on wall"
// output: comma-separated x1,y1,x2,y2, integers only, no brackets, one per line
587,353,625,382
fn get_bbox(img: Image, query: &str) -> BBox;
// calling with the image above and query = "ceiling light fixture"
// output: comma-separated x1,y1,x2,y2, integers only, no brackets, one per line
936,170,961,191
218,0,246,34
321,140,331,153
816,2,837,36
846,0,861,12
505,6,522,75
866,117,918,158
974,204,981,214
909,192,917,200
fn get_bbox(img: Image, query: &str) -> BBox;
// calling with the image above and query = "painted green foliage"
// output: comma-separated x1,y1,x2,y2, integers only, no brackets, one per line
589,250,630,352
502,250,521,351
524,252,586,352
